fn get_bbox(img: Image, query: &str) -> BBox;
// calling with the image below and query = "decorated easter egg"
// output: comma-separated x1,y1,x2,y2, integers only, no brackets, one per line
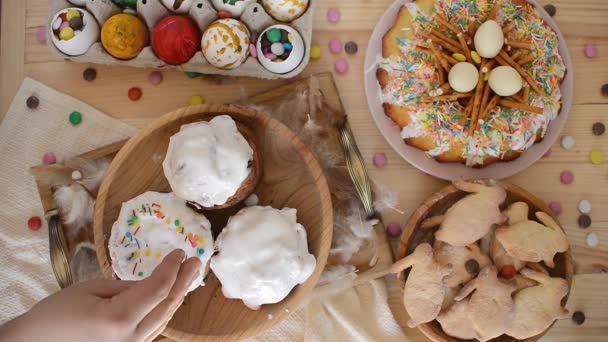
112,0,137,9
262,0,309,22
101,13,148,60
211,0,256,18
152,16,201,65
448,62,479,93
474,20,504,58
256,25,305,74
489,66,523,96
202,19,250,70
50,8,99,56
67,0,87,6
161,0,195,13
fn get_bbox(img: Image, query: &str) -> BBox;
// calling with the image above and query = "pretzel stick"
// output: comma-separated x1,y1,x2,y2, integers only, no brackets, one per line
457,33,472,62
467,19,477,43
517,54,536,66
505,39,533,50
435,83,452,96
429,42,450,71
487,0,501,20
481,59,497,73
510,50,523,62
441,51,459,65
419,31,461,53
522,83,530,103
437,65,446,84
474,81,492,132
434,14,462,36
511,93,524,102
431,30,462,51
498,99,544,114
468,60,486,135
497,51,543,94
459,97,476,125
502,22,516,33
479,95,500,123
421,92,473,102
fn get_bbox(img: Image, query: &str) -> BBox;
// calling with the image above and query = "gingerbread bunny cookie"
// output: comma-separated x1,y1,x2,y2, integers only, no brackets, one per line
434,241,491,287
423,182,506,246
454,265,516,341
496,211,568,268
507,268,569,339
437,298,478,340
390,243,453,328
490,202,528,270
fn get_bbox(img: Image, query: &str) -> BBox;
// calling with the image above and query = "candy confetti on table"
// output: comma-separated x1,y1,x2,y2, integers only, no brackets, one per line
386,223,402,237
578,200,592,214
244,194,259,207
189,95,205,105
572,311,586,325
329,38,343,54
69,111,82,126
589,151,604,165
373,153,387,168
185,72,202,79
543,4,557,17
345,41,358,55
592,122,605,136
27,216,42,231
148,71,163,86
335,58,349,74
548,201,562,216
602,84,608,97
578,214,592,229
310,45,321,60
586,232,599,248
36,27,47,44
83,67,97,82
71,170,83,181
249,44,258,58
583,44,598,59
500,265,516,280
560,135,575,150
42,152,57,165
26,96,39,109
560,171,574,185
327,8,341,23
128,87,142,101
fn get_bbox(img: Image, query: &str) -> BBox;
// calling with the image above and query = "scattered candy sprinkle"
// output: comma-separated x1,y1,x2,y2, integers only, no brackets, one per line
148,71,162,86
345,41,358,55
583,44,598,59
128,87,142,101
28,216,42,231
266,28,282,43
71,170,83,180
578,214,592,229
471,51,481,64
36,27,47,44
452,53,466,62
69,111,82,126
189,95,205,105
244,194,259,207
560,135,574,150
465,259,480,275
270,42,285,56
373,153,387,168
26,96,39,109
42,152,57,165
185,72,202,79
590,151,604,165
335,58,349,74
602,84,608,97
548,202,562,216
310,45,321,60
326,8,341,23
578,200,592,214
560,171,574,185
83,67,97,82
586,232,599,248
500,265,516,280
217,10,232,19
572,311,586,325
386,223,402,237
592,122,605,136
329,38,343,54
249,44,257,58
543,148,552,158
543,4,557,17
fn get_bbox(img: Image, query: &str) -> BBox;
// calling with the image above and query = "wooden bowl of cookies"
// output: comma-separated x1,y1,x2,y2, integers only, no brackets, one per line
94,104,333,341
394,181,574,342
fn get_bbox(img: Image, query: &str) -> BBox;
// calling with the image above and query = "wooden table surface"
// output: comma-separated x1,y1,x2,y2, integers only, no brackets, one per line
1,0,607,340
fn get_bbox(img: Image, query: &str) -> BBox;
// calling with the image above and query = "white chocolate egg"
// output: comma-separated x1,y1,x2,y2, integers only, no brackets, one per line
68,0,87,6
448,62,479,93
474,20,504,58
202,19,250,70
256,25,305,74
488,66,523,96
262,0,309,23
211,0,256,18
50,8,99,56
161,0,195,13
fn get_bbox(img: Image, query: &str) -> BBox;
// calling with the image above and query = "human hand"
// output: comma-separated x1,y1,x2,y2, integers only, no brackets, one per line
0,249,201,342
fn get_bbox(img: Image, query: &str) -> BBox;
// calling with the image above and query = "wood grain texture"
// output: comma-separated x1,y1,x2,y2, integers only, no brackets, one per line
94,104,333,341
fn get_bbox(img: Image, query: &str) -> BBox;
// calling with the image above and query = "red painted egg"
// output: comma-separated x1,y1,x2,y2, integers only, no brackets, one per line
152,16,201,66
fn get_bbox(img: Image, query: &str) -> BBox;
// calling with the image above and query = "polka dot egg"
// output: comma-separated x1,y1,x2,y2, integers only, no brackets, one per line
262,0,309,23
201,19,250,70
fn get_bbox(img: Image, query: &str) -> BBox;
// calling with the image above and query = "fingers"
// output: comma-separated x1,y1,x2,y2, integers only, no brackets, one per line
81,279,135,298
136,257,202,340
111,249,186,323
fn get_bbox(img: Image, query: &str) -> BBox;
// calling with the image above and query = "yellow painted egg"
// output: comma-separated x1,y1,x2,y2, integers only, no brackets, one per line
201,19,250,70
101,13,148,60
262,0,309,23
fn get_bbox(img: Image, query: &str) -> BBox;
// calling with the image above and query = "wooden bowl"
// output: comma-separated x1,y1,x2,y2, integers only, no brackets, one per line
395,182,574,342
94,104,333,341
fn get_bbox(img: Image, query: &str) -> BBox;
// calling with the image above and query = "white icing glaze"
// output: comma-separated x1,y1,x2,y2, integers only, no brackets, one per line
109,192,213,291
201,19,250,70
210,206,316,309
163,115,253,207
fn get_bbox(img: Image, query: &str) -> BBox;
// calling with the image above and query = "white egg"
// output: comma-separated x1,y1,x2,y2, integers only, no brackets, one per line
256,25,305,74
488,66,523,96
50,8,100,56
474,20,504,58
161,0,195,13
211,0,256,18
67,0,86,6
202,19,250,70
262,0,309,22
448,62,479,93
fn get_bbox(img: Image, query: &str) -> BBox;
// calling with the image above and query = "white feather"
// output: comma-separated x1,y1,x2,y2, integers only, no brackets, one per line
331,209,375,262
372,181,405,215
313,264,357,298
53,183,95,236
65,158,110,194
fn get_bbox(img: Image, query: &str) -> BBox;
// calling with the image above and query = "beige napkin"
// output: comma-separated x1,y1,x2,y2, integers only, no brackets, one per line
0,78,137,323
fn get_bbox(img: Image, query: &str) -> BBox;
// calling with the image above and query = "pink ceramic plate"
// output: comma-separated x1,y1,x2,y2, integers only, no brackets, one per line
364,0,573,181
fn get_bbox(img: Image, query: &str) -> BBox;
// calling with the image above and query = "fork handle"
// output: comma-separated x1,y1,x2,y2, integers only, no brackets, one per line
339,125,375,219
46,211,73,288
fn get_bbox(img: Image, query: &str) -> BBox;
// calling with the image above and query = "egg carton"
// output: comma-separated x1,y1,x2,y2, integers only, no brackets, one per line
47,0,313,79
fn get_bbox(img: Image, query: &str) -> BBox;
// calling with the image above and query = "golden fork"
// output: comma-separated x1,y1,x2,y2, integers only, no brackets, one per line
45,209,73,288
